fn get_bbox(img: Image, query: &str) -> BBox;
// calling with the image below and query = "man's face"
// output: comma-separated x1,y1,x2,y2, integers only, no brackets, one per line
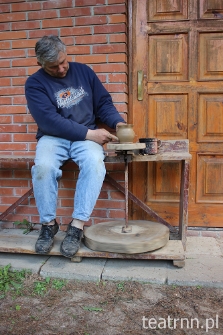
39,51,69,78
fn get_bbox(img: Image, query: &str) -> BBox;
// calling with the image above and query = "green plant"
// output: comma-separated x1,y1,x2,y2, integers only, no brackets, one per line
14,219,34,234
34,277,50,295
0,264,28,295
116,281,125,291
83,306,103,312
52,279,67,290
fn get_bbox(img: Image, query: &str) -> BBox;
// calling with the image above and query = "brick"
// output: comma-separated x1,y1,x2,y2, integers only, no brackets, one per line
0,23,10,31
114,103,127,113
94,4,126,15
42,18,73,28
14,170,32,179
0,196,21,205
108,0,126,3
0,106,26,115
108,73,127,82
15,187,32,196
12,58,37,67
11,78,27,86
108,14,126,24
108,53,127,63
12,39,37,49
0,125,27,133
27,125,38,133
93,44,126,53
96,199,125,209
27,67,40,76
29,29,59,39
13,134,36,142
97,74,107,82
0,78,10,86
0,31,26,40
0,87,24,95
0,143,27,151
11,2,41,11
0,97,11,105
13,114,34,123
11,21,40,31
0,12,25,22
0,134,12,142
76,0,105,5
0,115,11,123
0,4,10,12
109,33,127,43
60,26,91,36
0,188,13,196
0,68,26,77
28,9,58,20
108,209,125,218
67,45,90,55
0,49,26,58
43,0,73,9
75,15,107,26
110,93,128,103
75,34,107,45
104,83,127,93
110,190,125,200
0,41,10,50
12,96,27,105
75,54,106,64
93,63,127,72
94,23,126,34
61,37,75,46
60,7,91,17
0,60,10,68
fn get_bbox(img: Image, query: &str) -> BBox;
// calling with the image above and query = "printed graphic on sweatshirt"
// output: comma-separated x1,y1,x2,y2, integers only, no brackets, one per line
55,87,88,109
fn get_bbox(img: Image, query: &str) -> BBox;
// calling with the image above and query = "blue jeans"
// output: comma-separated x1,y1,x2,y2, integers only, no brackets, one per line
31,135,106,224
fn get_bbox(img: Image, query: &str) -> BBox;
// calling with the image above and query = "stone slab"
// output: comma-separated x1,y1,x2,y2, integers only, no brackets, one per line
102,259,169,284
186,237,222,257
40,256,106,282
167,256,223,288
0,252,48,273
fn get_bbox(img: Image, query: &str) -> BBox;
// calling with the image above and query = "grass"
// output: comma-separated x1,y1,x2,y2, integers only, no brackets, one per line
14,219,34,234
0,264,29,297
0,264,67,298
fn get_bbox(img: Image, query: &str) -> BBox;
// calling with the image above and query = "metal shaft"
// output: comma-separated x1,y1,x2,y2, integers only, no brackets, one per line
124,154,128,228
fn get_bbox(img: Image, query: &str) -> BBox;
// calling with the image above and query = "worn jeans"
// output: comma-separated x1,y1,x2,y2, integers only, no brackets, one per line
31,135,106,224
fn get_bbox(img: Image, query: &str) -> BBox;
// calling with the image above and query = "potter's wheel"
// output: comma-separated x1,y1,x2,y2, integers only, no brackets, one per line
84,220,169,254
84,140,169,255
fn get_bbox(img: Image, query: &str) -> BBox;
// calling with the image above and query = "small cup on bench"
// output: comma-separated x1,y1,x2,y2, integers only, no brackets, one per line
139,138,161,155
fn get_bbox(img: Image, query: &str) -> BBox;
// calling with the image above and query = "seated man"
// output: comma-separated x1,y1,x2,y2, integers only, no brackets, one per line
25,35,125,258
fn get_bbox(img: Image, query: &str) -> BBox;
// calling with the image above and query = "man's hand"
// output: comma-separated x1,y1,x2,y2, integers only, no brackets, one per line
85,129,118,145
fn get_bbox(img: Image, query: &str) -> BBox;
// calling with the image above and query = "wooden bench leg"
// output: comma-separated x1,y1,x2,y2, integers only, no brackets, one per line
179,160,190,250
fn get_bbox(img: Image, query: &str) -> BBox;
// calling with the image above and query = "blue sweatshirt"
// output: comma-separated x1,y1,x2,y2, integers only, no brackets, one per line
25,62,125,141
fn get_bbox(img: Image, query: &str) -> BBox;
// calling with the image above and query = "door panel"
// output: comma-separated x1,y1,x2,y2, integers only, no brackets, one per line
131,0,223,227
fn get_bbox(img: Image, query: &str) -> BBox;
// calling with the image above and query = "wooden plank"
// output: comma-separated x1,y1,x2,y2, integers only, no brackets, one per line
0,229,184,261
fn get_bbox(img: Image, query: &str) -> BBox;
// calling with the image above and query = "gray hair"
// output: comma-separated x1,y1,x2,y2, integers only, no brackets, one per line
35,35,66,66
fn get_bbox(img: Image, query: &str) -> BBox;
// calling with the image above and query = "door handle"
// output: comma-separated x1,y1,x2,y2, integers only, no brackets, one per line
137,70,143,101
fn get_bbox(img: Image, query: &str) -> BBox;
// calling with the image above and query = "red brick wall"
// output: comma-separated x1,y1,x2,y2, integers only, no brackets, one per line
0,0,128,227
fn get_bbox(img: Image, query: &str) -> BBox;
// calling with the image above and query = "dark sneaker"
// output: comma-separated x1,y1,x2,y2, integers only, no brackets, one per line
60,223,83,258
35,221,59,254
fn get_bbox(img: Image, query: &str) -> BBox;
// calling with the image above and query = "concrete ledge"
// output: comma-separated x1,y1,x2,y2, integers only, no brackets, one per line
167,256,223,288
0,253,48,273
40,256,106,282
102,259,169,284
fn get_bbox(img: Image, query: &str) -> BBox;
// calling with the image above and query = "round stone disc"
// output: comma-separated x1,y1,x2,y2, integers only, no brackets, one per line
84,220,169,254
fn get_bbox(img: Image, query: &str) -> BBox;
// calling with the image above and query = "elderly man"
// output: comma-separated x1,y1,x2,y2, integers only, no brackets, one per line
25,35,125,258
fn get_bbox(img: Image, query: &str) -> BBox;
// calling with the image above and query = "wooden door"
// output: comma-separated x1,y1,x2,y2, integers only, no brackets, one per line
130,0,223,227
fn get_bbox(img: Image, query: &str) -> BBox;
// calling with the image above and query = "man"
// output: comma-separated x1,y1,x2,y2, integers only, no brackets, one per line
25,35,125,258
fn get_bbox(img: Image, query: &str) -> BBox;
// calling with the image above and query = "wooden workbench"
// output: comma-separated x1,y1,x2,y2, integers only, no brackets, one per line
0,140,191,267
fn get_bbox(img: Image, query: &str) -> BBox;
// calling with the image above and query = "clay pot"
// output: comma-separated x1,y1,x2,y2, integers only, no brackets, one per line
116,124,135,143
